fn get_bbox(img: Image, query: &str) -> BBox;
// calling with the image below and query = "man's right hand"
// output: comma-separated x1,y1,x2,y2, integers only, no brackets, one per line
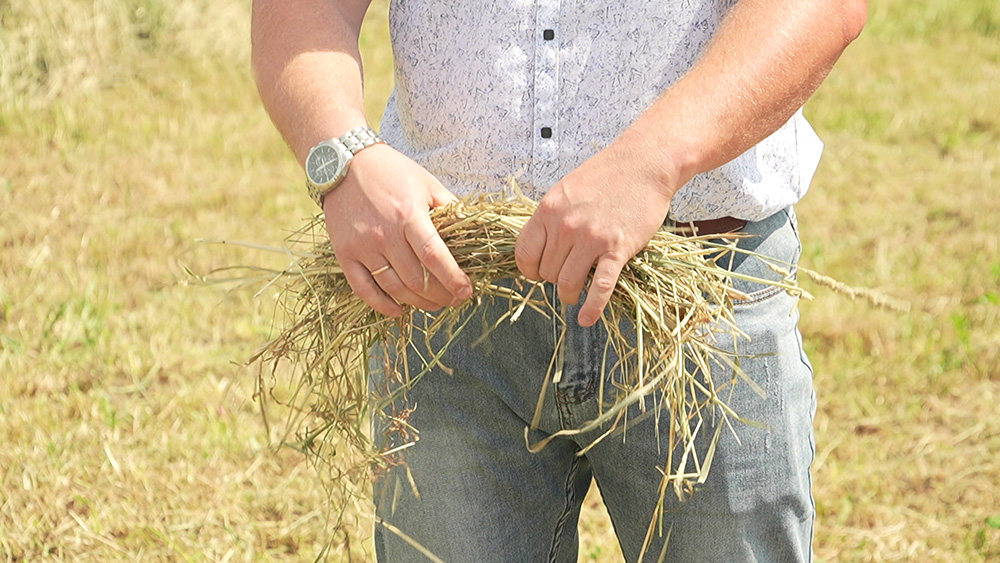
323,144,473,317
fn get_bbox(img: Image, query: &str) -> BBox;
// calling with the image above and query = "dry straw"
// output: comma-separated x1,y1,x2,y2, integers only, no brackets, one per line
225,189,815,551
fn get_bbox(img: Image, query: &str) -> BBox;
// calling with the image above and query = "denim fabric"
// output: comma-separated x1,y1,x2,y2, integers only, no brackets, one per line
372,208,815,562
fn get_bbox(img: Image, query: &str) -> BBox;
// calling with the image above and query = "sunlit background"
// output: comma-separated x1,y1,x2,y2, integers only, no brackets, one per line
1,0,997,560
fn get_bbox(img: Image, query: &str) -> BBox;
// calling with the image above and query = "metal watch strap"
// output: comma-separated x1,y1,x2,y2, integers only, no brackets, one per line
307,126,384,208
340,125,383,153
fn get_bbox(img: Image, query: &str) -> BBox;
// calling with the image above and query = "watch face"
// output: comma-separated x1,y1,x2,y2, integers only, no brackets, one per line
306,143,347,187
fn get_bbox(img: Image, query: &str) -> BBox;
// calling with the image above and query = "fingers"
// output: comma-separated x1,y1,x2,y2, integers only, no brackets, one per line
403,215,473,301
379,246,458,309
427,180,460,208
517,217,621,326
578,254,626,327
537,234,573,285
514,219,547,281
345,214,470,315
324,177,469,313
345,253,460,315
365,260,448,312
341,260,403,317
554,246,595,306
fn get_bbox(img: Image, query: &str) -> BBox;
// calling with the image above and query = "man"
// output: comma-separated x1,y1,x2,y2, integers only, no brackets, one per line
251,0,866,560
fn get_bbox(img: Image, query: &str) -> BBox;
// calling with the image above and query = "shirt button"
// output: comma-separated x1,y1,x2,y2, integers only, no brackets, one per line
543,29,555,41
541,127,553,139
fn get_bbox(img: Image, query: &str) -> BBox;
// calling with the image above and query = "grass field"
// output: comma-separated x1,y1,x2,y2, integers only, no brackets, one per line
1,0,998,560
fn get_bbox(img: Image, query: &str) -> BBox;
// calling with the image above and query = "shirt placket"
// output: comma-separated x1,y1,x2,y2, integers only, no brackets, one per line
531,0,561,193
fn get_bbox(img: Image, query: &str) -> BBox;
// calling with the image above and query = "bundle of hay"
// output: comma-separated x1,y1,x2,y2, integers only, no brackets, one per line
249,192,807,506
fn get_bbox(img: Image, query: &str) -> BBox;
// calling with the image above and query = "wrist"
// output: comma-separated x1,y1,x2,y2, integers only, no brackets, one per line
305,125,385,208
348,140,391,167
321,143,396,211
611,126,687,204
298,110,370,165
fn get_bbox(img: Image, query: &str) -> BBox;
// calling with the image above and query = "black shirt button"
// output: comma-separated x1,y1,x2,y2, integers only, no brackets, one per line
541,127,553,139
543,29,555,41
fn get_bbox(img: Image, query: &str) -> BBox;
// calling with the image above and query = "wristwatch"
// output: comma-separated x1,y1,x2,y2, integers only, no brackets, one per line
305,125,385,208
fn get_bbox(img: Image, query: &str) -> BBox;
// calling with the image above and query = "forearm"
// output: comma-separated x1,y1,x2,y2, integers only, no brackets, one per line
250,0,372,165
252,0,472,315
627,0,867,196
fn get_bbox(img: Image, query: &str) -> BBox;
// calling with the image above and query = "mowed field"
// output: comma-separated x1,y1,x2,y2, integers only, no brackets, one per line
1,0,998,561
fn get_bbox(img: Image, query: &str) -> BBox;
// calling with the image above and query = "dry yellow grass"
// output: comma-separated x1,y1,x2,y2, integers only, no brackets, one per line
1,0,998,561
238,193,810,559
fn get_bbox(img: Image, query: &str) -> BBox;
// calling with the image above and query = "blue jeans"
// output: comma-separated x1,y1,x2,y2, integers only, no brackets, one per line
373,208,815,562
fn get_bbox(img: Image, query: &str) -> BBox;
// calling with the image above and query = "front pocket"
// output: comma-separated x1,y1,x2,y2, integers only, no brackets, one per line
726,208,802,307
733,282,793,308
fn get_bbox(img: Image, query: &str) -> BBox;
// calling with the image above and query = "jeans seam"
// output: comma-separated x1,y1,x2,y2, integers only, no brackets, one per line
734,207,800,309
555,372,597,404
548,454,584,563
792,306,817,563
555,373,597,430
732,274,797,308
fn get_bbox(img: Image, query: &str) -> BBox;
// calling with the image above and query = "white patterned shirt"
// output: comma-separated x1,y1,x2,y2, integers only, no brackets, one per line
378,0,824,222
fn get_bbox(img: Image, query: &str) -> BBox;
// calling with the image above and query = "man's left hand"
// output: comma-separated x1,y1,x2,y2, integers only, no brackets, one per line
515,131,677,327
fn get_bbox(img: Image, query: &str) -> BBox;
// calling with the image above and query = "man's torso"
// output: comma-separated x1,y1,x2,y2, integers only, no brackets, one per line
379,0,823,221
